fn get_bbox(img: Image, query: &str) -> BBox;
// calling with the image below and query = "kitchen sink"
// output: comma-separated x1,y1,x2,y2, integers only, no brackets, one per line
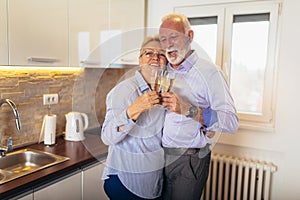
0,149,69,184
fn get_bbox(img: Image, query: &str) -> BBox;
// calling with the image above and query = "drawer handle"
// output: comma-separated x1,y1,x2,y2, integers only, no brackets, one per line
27,57,58,63
80,60,101,65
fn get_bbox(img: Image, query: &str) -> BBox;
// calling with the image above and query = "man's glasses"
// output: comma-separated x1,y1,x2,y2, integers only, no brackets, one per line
141,49,166,59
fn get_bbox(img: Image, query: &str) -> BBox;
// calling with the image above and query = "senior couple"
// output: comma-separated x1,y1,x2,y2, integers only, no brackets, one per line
101,13,239,200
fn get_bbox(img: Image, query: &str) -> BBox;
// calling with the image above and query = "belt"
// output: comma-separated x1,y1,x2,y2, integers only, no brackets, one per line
163,147,200,156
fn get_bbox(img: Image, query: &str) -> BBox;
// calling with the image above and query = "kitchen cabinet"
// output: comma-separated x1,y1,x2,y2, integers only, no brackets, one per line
2,0,144,67
110,0,145,30
109,0,146,66
32,161,107,199
16,193,33,200
69,0,109,66
69,0,145,67
82,160,108,199
33,171,82,200
0,0,8,65
8,0,69,66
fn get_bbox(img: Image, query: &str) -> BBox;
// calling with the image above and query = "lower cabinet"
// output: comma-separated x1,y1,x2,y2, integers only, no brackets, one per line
82,161,108,200
15,160,107,200
33,171,82,200
16,193,33,200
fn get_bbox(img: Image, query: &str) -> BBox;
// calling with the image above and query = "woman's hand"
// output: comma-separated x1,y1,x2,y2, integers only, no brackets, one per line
127,91,161,121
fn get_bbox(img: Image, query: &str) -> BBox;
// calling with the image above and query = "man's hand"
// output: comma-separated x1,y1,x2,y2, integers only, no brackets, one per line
161,92,205,125
160,92,190,115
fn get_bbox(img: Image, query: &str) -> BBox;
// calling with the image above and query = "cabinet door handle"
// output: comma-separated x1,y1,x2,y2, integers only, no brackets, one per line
80,60,101,65
27,57,58,63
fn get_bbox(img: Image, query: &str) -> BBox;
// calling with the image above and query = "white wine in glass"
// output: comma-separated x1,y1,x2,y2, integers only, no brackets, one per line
150,68,161,91
161,70,175,92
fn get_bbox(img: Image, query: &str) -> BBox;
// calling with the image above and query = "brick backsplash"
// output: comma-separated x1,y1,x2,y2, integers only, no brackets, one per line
0,67,131,147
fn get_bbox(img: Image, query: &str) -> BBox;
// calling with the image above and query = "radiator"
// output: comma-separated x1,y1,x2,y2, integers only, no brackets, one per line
200,153,277,200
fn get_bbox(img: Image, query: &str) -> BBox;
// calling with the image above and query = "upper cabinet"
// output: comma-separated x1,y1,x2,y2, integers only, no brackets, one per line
69,0,145,67
69,0,109,66
109,0,146,66
0,0,8,65
8,0,69,66
110,0,145,30
1,0,145,67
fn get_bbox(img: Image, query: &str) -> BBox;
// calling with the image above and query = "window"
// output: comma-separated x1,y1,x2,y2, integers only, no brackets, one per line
175,1,280,130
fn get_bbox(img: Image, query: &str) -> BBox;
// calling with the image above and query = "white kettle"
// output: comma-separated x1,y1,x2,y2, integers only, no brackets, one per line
65,112,88,141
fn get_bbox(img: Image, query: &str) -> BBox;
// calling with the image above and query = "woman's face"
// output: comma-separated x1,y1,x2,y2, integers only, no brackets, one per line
139,41,167,82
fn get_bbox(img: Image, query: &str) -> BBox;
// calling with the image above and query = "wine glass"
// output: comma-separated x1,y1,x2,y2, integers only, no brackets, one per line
150,68,162,92
160,70,175,92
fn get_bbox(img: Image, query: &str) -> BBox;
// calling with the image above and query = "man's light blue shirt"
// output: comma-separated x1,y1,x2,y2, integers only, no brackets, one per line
163,51,239,148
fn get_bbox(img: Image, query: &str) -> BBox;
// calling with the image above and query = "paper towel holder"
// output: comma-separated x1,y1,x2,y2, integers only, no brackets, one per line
39,114,57,146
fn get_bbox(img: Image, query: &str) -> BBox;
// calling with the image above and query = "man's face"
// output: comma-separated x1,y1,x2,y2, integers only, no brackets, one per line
159,19,191,66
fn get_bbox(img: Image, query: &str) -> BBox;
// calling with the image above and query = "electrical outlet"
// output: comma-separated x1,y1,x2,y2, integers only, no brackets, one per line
43,94,59,105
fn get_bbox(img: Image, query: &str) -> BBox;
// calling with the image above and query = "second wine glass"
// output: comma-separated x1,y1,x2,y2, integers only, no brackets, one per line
150,68,162,92
160,70,175,92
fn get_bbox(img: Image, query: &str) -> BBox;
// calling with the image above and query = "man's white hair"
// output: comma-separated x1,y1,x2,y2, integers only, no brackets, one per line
161,13,191,34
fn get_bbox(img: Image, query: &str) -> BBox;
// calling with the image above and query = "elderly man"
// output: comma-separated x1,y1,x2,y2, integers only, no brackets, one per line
159,13,239,200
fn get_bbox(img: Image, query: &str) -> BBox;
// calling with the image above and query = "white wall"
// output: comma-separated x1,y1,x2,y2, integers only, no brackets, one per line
147,0,300,199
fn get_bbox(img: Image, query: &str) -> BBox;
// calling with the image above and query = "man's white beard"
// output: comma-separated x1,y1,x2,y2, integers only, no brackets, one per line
166,45,190,65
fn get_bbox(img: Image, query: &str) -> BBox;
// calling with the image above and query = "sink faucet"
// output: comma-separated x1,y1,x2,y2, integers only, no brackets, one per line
0,99,22,130
0,99,22,157
0,137,12,157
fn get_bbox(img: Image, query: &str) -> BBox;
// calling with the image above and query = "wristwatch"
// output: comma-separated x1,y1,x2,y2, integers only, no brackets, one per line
186,105,198,118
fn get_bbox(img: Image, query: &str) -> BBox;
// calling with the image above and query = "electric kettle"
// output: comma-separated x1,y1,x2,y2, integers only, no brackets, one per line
65,112,88,141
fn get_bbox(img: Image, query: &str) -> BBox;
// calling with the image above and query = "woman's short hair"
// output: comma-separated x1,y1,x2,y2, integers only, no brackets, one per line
139,35,160,56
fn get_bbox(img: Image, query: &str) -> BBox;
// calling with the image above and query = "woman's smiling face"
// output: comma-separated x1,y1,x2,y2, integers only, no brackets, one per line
139,40,167,83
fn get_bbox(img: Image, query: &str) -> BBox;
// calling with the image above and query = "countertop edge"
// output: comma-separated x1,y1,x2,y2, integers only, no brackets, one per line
0,133,108,199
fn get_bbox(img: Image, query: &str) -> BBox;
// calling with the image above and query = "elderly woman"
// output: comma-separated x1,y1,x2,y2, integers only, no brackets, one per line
101,35,167,200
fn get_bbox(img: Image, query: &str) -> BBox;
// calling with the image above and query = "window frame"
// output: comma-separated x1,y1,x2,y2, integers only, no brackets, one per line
175,1,281,131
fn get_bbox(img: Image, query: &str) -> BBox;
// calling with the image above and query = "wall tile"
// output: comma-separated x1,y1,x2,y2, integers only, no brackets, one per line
0,67,131,148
